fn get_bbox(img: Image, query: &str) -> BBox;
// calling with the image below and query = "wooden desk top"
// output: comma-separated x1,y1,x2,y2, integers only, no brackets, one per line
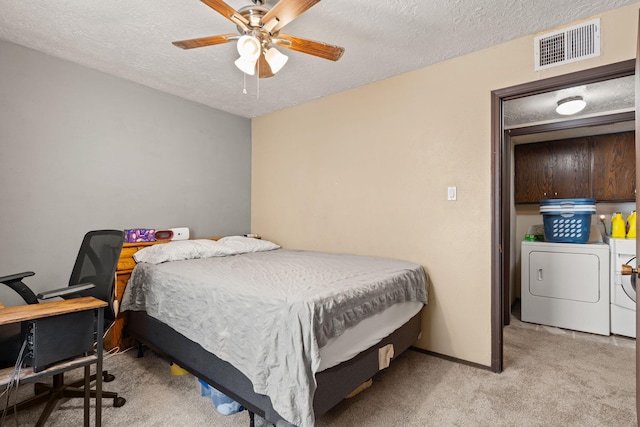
0,296,107,326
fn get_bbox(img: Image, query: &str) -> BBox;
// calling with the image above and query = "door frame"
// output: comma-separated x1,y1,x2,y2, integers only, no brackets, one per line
490,59,636,373
634,13,639,422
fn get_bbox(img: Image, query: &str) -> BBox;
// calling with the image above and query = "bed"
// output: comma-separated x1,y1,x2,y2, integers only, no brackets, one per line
120,236,428,427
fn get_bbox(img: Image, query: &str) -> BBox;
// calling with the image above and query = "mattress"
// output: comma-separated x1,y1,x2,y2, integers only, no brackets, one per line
318,301,423,371
121,248,427,427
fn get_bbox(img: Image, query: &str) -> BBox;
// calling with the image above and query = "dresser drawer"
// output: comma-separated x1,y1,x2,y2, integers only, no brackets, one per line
117,258,137,271
120,246,139,257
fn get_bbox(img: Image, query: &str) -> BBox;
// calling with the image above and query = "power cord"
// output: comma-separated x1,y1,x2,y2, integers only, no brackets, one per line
1,339,28,427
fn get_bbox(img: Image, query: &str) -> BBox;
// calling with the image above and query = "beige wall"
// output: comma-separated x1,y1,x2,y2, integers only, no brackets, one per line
251,4,639,366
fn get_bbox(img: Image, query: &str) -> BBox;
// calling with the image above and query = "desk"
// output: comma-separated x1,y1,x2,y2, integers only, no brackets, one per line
0,297,107,426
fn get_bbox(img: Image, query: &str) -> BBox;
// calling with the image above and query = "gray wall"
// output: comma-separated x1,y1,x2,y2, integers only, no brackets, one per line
0,40,251,305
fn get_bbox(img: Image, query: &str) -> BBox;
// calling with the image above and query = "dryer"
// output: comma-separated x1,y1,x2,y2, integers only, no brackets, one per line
521,240,610,335
607,237,636,338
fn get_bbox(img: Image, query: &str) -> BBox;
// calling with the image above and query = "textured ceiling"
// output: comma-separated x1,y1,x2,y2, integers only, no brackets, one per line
504,75,636,129
0,0,636,118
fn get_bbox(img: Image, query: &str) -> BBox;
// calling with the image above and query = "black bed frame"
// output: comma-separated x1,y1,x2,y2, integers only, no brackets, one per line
127,310,421,426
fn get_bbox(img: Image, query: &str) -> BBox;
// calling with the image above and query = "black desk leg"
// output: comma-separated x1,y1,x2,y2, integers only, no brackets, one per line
84,365,90,426
96,307,104,427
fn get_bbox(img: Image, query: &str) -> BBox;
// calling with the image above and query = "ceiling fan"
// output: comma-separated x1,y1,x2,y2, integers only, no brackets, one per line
172,0,345,78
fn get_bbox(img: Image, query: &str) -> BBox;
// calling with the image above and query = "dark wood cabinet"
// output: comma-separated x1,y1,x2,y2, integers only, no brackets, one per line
514,142,553,203
592,131,636,201
514,131,635,204
514,137,591,203
548,137,592,199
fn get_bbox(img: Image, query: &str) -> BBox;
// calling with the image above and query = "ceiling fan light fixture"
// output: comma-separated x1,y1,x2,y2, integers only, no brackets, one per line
236,35,261,60
172,0,345,79
234,57,257,75
556,96,586,115
264,47,288,74
235,35,261,75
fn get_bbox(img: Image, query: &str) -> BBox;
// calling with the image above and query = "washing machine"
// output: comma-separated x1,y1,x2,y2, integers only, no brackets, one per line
521,240,610,335
607,237,636,338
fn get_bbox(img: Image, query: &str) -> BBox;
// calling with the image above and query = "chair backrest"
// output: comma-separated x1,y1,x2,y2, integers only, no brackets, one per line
68,230,124,321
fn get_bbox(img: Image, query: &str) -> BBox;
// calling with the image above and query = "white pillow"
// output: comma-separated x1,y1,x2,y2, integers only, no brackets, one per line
217,236,280,254
133,239,236,264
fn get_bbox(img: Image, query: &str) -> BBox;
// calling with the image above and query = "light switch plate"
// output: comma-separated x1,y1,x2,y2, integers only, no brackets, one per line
448,186,457,201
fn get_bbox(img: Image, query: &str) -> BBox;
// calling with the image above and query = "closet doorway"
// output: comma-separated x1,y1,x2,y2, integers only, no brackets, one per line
490,59,635,373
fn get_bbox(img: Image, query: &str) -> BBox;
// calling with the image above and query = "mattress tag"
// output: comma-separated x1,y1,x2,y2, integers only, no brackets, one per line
378,344,395,370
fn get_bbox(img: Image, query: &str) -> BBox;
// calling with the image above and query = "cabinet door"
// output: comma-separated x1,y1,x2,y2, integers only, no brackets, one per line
514,142,553,203
592,131,636,201
551,137,591,199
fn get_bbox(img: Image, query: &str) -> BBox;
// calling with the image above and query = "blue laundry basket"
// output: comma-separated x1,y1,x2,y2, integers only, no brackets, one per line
540,198,595,244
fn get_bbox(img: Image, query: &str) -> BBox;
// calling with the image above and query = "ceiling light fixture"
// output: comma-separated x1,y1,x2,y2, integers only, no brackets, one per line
556,96,587,115
172,1,344,80
234,35,261,75
264,47,288,74
233,34,289,77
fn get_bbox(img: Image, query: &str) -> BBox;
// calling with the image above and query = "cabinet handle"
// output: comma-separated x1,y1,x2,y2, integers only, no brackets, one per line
554,192,558,196
543,192,547,197
537,268,543,281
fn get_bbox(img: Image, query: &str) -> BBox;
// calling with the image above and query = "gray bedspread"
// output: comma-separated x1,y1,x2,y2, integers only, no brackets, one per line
121,249,427,427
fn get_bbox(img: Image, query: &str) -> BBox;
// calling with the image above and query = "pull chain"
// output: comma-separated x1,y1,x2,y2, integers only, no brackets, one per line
240,65,259,98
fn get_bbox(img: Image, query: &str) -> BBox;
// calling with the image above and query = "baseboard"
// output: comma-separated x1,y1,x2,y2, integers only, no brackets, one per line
409,346,492,371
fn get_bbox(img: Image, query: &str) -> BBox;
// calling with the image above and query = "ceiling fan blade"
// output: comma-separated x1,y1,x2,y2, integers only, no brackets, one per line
200,0,250,30
262,0,321,33
258,53,275,78
172,33,237,49
275,34,344,61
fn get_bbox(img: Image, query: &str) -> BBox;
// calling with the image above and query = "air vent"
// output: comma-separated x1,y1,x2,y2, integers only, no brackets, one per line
534,18,600,71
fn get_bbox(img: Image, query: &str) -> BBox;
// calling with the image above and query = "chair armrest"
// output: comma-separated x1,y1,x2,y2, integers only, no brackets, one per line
0,271,38,304
37,283,96,300
0,271,35,283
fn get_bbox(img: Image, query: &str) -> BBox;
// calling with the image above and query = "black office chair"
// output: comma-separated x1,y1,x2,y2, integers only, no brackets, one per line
0,229,126,423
